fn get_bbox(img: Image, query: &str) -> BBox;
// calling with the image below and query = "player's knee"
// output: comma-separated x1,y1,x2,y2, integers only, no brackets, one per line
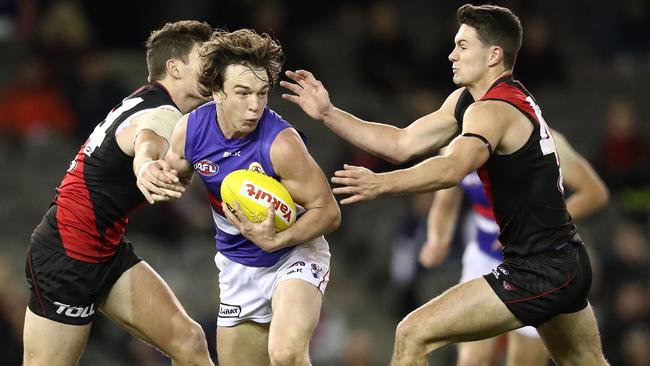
186,322,210,352
268,342,306,366
395,318,424,346
172,321,210,361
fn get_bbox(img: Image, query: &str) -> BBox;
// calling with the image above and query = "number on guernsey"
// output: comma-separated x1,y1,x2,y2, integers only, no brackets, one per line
525,96,556,157
525,96,564,192
83,98,144,156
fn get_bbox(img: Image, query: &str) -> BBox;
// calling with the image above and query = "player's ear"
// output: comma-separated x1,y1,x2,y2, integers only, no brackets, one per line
166,58,182,79
213,90,226,104
488,46,504,67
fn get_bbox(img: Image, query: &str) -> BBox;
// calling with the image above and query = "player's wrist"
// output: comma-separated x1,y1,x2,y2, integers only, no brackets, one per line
134,159,156,178
377,172,393,196
273,229,292,250
320,104,338,124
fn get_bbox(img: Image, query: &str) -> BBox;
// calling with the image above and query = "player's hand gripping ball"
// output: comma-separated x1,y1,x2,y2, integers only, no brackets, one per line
221,169,296,231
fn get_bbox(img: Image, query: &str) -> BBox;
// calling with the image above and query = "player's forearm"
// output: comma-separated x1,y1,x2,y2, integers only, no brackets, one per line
428,215,458,249
321,107,410,164
565,186,609,221
381,156,461,195
133,139,166,176
427,188,462,245
273,204,341,250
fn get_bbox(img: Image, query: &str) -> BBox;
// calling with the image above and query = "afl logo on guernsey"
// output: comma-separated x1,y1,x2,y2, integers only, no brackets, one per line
194,160,219,176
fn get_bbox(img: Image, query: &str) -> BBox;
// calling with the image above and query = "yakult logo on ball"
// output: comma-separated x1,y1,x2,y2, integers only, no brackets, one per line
240,180,294,224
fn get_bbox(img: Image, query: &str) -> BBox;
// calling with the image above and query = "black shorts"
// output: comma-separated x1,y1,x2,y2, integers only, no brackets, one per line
25,239,142,325
484,240,592,327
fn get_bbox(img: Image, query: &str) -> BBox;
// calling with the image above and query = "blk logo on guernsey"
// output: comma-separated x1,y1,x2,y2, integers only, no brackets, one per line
194,159,219,176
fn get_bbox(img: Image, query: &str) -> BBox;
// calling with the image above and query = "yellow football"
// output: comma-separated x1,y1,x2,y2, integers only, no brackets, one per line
220,169,297,231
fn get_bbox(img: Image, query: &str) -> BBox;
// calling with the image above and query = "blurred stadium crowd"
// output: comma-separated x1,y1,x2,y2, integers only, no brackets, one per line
0,0,648,365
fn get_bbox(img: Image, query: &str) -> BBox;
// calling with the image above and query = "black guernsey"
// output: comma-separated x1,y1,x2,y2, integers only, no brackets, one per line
454,76,577,257
31,83,180,262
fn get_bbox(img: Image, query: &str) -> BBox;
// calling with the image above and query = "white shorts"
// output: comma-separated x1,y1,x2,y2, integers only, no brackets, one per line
460,240,540,339
214,236,330,327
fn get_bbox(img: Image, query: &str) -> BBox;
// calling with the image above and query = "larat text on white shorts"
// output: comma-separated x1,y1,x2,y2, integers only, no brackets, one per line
461,240,540,338
214,236,330,327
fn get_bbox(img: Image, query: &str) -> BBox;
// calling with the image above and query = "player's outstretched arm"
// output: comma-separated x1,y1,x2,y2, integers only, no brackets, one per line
553,131,609,220
281,69,461,163
419,186,463,268
330,102,505,204
164,114,195,188
132,108,186,204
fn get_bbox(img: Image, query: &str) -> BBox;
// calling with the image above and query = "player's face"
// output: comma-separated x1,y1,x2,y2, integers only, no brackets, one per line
215,64,270,138
448,24,491,86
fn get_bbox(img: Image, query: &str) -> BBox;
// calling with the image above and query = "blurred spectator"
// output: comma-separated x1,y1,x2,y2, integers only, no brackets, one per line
0,52,76,142
36,0,107,143
0,0,37,41
621,325,650,366
37,0,91,50
602,220,649,294
66,51,125,143
601,220,650,365
595,97,650,218
514,16,567,90
595,0,650,72
0,256,23,366
356,1,418,95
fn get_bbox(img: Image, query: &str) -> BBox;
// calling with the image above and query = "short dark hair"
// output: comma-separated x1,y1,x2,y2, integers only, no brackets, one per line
145,20,213,81
197,29,285,98
457,4,522,69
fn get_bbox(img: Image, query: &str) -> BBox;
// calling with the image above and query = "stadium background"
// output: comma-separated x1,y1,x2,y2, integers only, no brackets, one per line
0,0,648,365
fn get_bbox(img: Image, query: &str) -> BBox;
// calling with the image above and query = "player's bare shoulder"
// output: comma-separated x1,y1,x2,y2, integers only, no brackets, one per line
169,114,191,159
271,128,307,158
466,100,532,155
441,87,469,112
269,128,312,178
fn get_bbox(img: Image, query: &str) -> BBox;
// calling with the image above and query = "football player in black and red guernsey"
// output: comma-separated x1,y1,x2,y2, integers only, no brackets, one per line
281,4,609,366
23,21,215,366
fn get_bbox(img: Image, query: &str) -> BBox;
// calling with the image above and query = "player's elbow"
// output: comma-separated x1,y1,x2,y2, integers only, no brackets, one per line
440,163,465,188
258,243,276,253
593,183,610,210
391,141,421,164
323,204,341,234
383,148,415,165
385,133,420,164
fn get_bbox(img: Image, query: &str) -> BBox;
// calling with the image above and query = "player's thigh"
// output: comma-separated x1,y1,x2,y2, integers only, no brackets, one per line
269,278,323,352
399,277,522,352
537,303,607,366
217,322,270,366
506,331,548,366
457,337,498,366
100,261,201,351
23,307,91,366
